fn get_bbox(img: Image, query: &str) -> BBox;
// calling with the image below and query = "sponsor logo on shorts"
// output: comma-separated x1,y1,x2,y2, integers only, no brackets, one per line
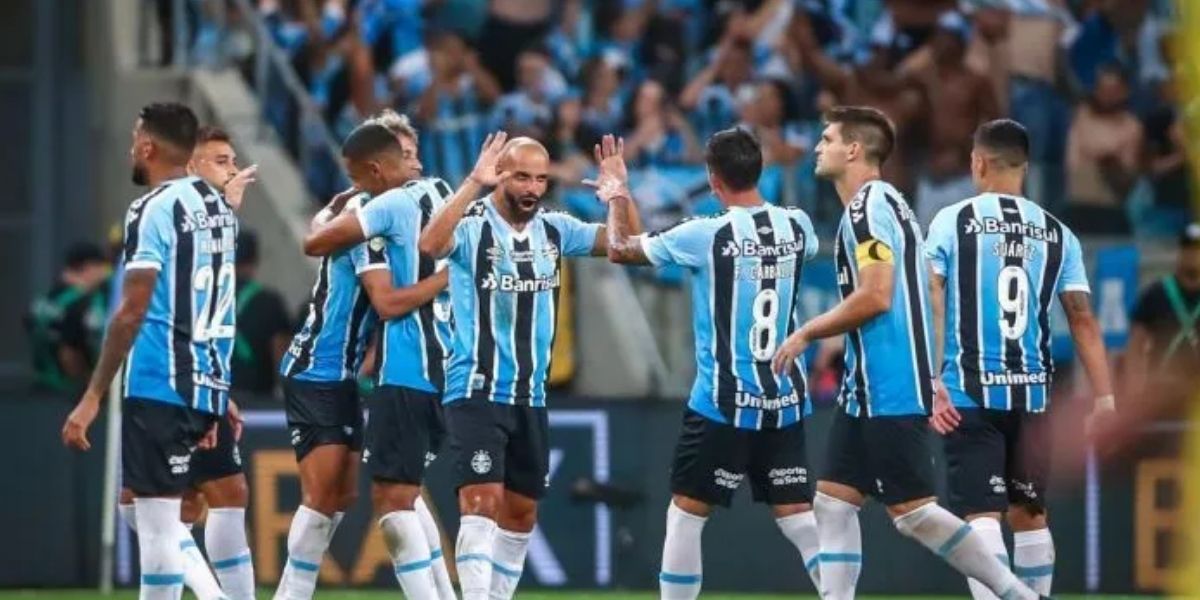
875,479,885,495
232,445,242,467
290,428,301,447
1012,479,1038,500
424,452,437,468
343,425,354,438
471,450,493,475
713,468,744,490
768,466,808,487
168,453,192,476
362,448,371,463
989,475,1007,494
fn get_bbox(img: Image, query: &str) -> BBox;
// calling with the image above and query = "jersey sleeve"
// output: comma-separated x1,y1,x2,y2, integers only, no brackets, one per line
447,218,479,267
543,211,601,257
350,237,391,274
123,197,174,271
790,209,820,260
357,189,420,243
1056,230,1090,294
640,218,712,268
924,207,956,277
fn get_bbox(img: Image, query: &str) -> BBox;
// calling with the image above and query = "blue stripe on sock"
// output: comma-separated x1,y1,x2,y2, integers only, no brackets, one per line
819,553,862,563
999,586,1020,600
805,556,820,572
659,572,702,585
431,549,443,560
456,553,492,564
492,561,522,579
212,552,253,570
179,539,197,551
937,524,974,558
395,558,433,574
1014,564,1054,578
141,574,184,586
288,557,320,572
995,554,1009,565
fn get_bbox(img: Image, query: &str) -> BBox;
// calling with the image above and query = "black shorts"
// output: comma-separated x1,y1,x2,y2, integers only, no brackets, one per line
190,414,243,486
444,395,549,500
282,377,363,461
364,385,446,485
944,408,1051,516
822,410,936,506
122,398,216,497
670,410,812,508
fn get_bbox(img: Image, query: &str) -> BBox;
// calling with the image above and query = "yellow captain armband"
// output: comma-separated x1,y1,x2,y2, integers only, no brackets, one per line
855,239,894,267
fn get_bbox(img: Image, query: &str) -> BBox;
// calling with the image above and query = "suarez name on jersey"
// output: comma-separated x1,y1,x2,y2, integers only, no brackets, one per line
834,180,934,418
357,177,455,393
123,176,238,415
926,193,1090,412
443,197,600,407
642,204,820,430
281,194,386,383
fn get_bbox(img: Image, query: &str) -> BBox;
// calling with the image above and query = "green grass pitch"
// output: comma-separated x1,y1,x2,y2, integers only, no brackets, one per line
0,591,1158,599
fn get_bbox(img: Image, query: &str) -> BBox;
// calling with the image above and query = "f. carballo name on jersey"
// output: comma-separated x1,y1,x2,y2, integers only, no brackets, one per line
443,196,600,407
357,177,455,392
926,193,1089,412
835,181,935,418
641,204,820,430
122,176,238,415
281,193,386,383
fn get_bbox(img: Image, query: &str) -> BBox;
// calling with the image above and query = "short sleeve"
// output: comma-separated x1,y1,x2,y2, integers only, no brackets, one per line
924,207,957,277
542,211,601,257
640,218,711,268
350,237,390,274
787,209,820,260
357,189,420,243
124,197,174,271
1056,230,1090,294
846,186,899,269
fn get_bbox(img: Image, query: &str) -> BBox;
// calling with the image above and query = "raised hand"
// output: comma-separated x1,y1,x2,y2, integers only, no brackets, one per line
468,131,510,187
582,134,629,203
223,164,259,211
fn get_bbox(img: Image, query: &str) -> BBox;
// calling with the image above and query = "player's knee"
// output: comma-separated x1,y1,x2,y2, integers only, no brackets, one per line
303,485,345,516
338,488,359,512
770,502,812,519
180,491,205,525
885,496,936,522
458,485,503,519
371,482,420,514
1007,504,1047,531
500,498,538,532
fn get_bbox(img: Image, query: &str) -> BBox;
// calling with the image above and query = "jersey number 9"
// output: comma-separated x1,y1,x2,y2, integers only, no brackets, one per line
997,265,1029,340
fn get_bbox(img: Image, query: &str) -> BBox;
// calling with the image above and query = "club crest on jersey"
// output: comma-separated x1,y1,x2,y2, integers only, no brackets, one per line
369,237,386,252
471,450,493,474
433,298,452,322
989,475,1006,494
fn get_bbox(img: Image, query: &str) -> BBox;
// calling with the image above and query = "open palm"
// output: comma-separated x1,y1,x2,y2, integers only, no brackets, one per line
584,134,629,203
469,131,510,187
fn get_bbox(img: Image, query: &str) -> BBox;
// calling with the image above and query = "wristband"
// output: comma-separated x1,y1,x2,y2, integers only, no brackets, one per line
1094,394,1115,411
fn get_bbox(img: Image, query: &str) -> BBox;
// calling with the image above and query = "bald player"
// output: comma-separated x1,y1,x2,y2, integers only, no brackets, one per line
419,133,638,600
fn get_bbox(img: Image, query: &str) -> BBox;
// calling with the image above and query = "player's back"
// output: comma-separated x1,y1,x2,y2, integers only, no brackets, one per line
834,180,934,418
642,203,819,430
281,195,380,383
124,176,238,415
926,193,1088,412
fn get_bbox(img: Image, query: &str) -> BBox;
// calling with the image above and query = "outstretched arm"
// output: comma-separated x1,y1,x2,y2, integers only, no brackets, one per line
584,134,649,263
359,269,449,320
419,132,510,259
1061,290,1116,435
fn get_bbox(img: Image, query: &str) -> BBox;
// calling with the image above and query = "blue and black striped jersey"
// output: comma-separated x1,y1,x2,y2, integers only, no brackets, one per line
834,180,935,417
280,195,387,382
122,176,238,415
642,204,820,430
925,193,1090,412
357,177,455,392
443,197,601,407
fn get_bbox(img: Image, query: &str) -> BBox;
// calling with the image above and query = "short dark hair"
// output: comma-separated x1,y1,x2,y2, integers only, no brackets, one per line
974,119,1029,168
139,102,199,152
236,230,259,266
195,125,231,146
822,106,895,165
64,242,107,270
341,123,402,161
705,128,763,192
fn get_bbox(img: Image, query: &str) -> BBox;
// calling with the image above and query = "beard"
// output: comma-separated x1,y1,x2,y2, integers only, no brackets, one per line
503,189,542,221
131,163,148,186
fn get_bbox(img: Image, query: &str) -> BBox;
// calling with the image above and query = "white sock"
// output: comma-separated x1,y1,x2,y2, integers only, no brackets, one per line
776,511,822,590
814,492,863,600
415,496,456,600
206,508,255,600
177,520,227,600
659,501,705,600
329,511,345,543
381,511,439,599
966,518,1009,600
1013,528,1055,595
455,515,498,600
893,503,1036,600
490,528,531,600
273,506,334,600
120,503,138,532
134,497,186,600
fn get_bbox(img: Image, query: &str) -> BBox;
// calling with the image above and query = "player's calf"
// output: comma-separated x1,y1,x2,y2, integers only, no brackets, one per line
1008,504,1054,595
813,484,865,600
771,503,821,589
455,483,505,600
963,513,1009,600
374,482,438,599
660,496,708,600
200,474,255,600
490,490,539,600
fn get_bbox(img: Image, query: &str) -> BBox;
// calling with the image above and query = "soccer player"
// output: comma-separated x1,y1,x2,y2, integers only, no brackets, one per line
302,113,458,599
771,106,1044,600
924,119,1115,598
596,130,824,599
418,132,629,600
61,102,238,600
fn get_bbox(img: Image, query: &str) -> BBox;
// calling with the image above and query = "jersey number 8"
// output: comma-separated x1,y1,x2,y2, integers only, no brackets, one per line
193,263,236,341
997,265,1029,340
749,289,780,361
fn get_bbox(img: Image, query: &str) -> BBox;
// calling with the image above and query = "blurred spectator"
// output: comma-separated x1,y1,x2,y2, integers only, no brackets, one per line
477,0,553,91
230,231,294,395
736,79,806,167
1066,0,1169,114
1065,65,1143,235
679,38,755,143
903,11,999,225
1143,78,1191,220
622,79,701,168
489,45,567,139
24,243,111,392
412,29,502,184
579,53,628,142
870,0,958,65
